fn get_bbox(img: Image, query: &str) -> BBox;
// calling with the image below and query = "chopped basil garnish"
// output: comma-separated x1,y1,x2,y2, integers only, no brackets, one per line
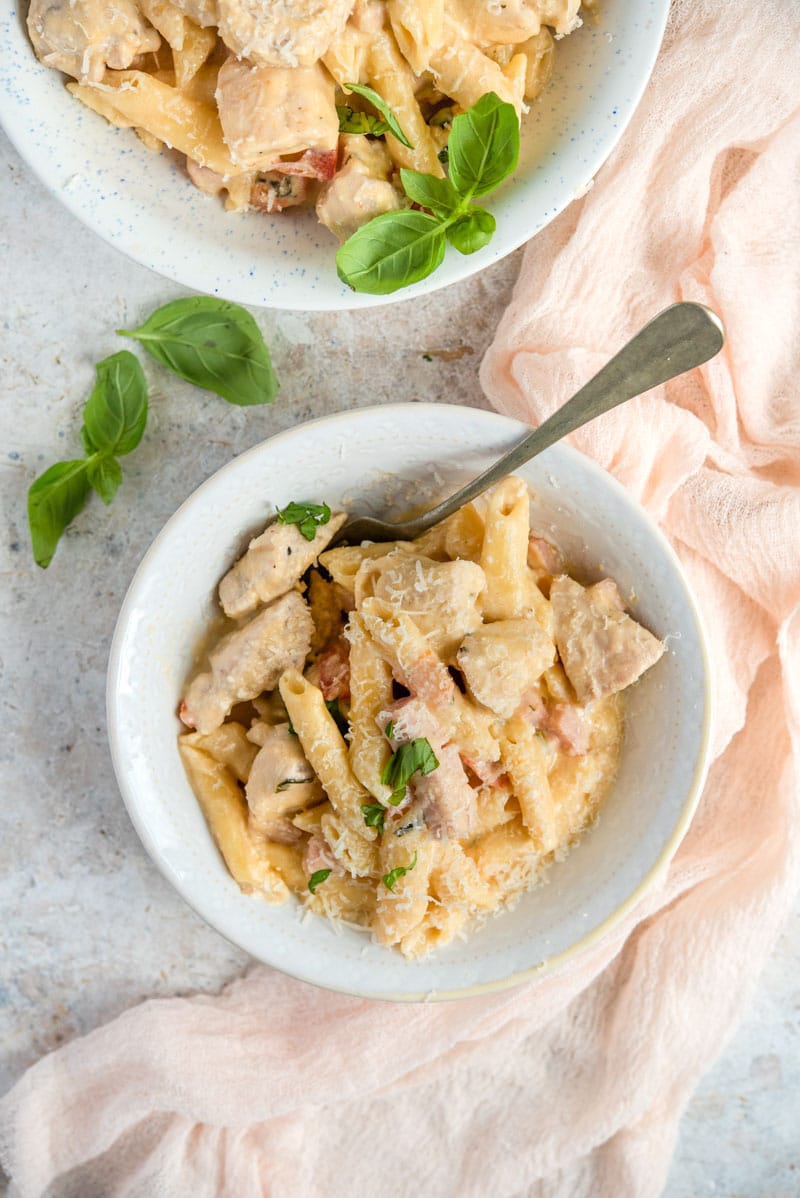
341,83,413,149
325,697,349,736
308,869,331,894
383,851,418,891
276,501,331,541
361,803,386,834
276,777,310,792
384,720,395,740
379,738,439,806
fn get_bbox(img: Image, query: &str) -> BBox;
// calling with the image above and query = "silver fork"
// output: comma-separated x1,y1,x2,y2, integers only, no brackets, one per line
332,302,724,547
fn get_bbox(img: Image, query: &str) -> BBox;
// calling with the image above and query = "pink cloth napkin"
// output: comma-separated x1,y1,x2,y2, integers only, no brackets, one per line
3,2,799,1194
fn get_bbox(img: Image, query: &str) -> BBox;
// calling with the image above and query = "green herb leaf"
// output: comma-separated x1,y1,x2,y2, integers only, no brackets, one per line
337,210,447,295
337,105,391,137
276,777,310,792
361,803,386,833
276,500,332,541
308,868,332,894
446,208,496,255
325,697,349,736
27,460,91,568
342,83,413,148
81,351,148,456
384,720,395,740
399,169,461,218
383,851,418,891
86,455,123,505
447,92,519,199
119,296,279,407
379,738,439,806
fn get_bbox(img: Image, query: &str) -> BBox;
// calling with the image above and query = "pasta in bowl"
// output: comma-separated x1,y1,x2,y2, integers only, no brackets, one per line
108,404,711,998
1,0,670,307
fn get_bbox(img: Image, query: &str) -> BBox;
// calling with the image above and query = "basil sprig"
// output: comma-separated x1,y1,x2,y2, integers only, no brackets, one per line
339,83,413,148
276,501,332,541
336,92,519,295
380,737,439,806
325,697,349,736
361,803,386,834
119,296,278,407
308,869,332,894
383,851,418,892
28,351,147,567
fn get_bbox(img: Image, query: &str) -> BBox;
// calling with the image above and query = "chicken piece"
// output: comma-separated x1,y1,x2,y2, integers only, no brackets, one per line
27,0,160,83
363,552,485,661
217,0,354,67
550,575,665,703
527,533,565,594
379,697,477,840
456,618,555,720
245,723,323,836
218,509,347,620
216,58,339,171
586,577,626,611
316,135,404,243
180,592,313,734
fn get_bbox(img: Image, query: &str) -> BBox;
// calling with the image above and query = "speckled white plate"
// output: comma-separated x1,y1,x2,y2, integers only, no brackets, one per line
0,1,668,309
107,403,711,1001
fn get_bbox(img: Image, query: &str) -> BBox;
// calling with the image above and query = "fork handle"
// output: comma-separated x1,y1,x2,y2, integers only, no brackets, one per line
408,301,724,533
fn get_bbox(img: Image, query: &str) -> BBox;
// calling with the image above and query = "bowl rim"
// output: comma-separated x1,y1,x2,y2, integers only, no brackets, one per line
0,0,670,310
107,401,713,1001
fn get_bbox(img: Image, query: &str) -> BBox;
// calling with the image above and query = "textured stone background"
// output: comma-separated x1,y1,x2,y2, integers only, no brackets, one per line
1,128,797,1195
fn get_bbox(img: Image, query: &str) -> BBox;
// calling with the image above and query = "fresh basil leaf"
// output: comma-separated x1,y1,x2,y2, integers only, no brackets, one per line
308,869,332,894
337,105,389,137
276,777,310,792
343,83,413,149
384,721,395,740
446,207,496,255
119,296,278,407
337,210,447,295
447,92,519,199
276,501,331,542
81,351,148,456
380,738,439,805
325,697,349,736
27,460,91,568
86,455,123,505
399,169,461,218
383,851,418,891
361,803,386,833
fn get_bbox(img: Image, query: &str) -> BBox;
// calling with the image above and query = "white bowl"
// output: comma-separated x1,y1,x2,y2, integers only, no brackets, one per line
0,1,668,309
107,403,712,1001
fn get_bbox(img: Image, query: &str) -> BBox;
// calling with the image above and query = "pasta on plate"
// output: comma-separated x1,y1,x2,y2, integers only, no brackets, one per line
26,0,588,238
178,478,665,958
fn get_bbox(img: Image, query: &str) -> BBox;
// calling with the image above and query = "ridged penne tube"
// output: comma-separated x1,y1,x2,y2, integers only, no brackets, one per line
173,24,217,89
139,0,188,52
429,27,522,114
278,668,376,840
480,476,552,631
374,827,435,946
68,71,241,176
346,613,395,802
323,22,369,85
386,0,444,75
500,715,558,854
178,740,289,901
181,721,258,783
319,541,409,596
467,817,540,901
367,30,444,176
